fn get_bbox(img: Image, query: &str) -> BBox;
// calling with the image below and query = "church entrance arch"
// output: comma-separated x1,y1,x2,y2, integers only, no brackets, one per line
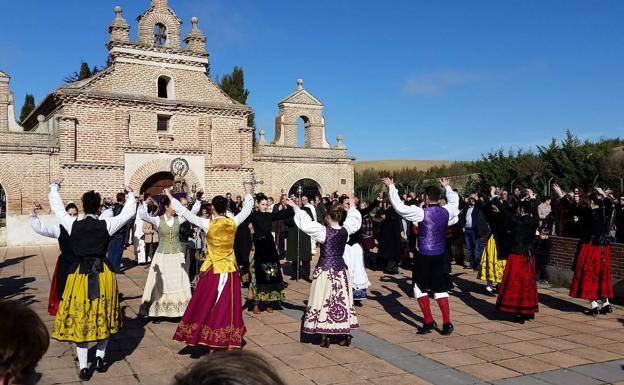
140,171,175,196
288,178,322,200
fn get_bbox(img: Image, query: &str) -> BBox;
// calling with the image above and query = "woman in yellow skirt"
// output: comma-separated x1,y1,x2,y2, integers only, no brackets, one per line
47,181,137,381
477,193,509,296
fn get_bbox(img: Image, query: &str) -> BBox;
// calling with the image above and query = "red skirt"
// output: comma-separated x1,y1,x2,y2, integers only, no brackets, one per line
173,267,246,348
569,243,613,300
48,261,60,316
496,253,539,315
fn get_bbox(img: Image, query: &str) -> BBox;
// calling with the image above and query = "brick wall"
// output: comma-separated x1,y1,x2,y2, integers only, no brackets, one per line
548,236,624,297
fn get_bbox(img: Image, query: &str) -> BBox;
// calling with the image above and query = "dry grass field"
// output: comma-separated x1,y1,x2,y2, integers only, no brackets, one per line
354,160,455,172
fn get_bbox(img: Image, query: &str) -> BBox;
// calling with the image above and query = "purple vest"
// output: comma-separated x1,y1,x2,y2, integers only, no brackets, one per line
418,205,449,255
316,227,348,271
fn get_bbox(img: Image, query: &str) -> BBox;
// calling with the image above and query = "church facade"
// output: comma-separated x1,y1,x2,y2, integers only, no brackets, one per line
0,0,353,246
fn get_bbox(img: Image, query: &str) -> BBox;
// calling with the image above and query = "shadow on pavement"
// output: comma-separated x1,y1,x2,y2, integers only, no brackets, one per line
0,275,37,304
104,305,146,368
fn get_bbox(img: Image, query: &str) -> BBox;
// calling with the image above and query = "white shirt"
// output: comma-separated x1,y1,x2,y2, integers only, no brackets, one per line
293,203,361,243
465,206,474,229
171,194,254,232
48,184,137,236
387,184,459,226
304,203,318,222
137,200,201,228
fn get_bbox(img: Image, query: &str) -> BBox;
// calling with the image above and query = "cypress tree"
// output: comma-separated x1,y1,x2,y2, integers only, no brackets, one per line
19,94,35,123
64,61,97,83
219,66,255,129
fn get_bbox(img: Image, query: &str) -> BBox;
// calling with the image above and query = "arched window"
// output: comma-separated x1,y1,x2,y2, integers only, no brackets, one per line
297,116,310,147
158,76,171,98
154,23,167,46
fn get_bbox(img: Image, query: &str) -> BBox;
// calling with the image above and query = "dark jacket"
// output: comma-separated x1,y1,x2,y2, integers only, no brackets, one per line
459,201,489,236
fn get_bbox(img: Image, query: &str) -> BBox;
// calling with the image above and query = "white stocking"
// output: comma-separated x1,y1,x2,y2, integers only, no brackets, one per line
413,284,428,299
603,298,610,306
590,300,598,309
96,339,108,359
76,343,89,369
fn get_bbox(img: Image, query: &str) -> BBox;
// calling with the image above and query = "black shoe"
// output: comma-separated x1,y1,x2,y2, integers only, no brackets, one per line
441,323,454,336
417,321,437,334
511,314,525,324
95,357,106,373
599,305,613,315
354,300,363,307
320,334,330,348
584,307,599,316
338,334,352,347
79,368,90,381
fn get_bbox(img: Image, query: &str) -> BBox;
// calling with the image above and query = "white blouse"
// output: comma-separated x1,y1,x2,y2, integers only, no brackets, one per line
137,200,201,228
388,184,459,225
171,194,254,232
293,204,362,243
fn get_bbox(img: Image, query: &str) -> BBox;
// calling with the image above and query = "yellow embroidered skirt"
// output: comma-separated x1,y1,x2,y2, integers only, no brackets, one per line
477,235,506,284
51,263,121,343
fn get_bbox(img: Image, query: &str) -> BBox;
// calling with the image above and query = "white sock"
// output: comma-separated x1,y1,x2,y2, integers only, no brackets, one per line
414,284,427,299
603,298,610,306
96,339,108,359
76,343,89,369
590,300,599,309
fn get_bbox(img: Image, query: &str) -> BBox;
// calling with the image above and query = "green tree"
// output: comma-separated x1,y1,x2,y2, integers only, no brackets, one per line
64,61,100,83
19,94,35,123
219,66,254,128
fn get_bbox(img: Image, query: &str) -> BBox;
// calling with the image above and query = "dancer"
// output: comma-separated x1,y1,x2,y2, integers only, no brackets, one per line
247,193,294,314
30,201,78,316
172,183,253,350
495,190,539,322
383,177,459,335
48,181,136,380
477,187,509,296
287,197,361,348
342,197,378,304
555,184,614,315
138,196,200,319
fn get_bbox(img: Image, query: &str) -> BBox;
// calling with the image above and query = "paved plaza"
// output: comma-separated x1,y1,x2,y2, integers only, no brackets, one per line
2,245,624,385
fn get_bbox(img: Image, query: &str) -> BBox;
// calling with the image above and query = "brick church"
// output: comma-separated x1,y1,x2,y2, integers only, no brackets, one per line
0,0,354,246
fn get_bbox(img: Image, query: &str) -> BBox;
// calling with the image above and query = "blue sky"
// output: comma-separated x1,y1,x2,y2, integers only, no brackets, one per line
1,0,623,161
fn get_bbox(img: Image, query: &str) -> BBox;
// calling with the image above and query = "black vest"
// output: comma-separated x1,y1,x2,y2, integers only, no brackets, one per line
70,216,110,259
55,225,75,299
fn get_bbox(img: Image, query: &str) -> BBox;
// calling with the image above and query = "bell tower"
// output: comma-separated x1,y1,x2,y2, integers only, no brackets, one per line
136,0,182,48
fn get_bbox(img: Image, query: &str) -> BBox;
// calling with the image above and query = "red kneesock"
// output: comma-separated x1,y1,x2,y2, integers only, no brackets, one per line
417,296,434,324
436,297,451,324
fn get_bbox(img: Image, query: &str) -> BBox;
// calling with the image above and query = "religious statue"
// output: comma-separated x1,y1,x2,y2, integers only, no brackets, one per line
170,157,190,193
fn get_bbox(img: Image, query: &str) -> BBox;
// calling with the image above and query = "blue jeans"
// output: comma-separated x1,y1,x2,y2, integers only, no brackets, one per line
106,234,125,273
464,228,482,268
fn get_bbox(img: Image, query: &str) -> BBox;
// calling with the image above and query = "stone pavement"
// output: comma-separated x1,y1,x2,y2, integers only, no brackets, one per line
1,245,624,385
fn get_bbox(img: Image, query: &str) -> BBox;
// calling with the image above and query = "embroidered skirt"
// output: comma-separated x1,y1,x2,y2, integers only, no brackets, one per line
343,244,370,300
173,267,246,348
477,235,506,284
140,251,192,317
248,238,286,303
51,263,121,343
303,267,359,335
569,243,613,300
496,253,539,315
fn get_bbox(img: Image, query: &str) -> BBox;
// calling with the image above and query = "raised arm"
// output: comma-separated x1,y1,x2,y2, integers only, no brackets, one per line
30,204,60,239
442,183,460,224
343,200,362,235
383,178,424,223
137,202,159,227
48,183,76,234
233,193,254,227
178,199,202,224
292,205,327,243
171,196,209,231
100,207,114,220
104,189,137,235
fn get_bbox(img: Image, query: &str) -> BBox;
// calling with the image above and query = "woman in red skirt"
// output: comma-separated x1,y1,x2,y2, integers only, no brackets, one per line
168,184,254,351
554,185,614,315
30,201,79,315
496,190,540,323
